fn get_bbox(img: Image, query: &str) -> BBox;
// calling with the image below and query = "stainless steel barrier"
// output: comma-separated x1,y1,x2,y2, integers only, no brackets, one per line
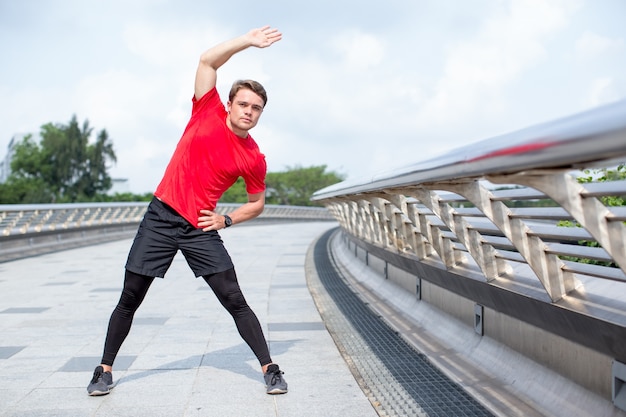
313,99,626,303
0,202,334,262
312,99,626,410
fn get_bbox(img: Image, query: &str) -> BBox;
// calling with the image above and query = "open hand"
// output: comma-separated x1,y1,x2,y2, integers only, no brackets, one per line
248,26,282,48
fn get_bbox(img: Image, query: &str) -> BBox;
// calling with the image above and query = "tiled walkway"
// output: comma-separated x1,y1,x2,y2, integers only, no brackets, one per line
0,221,377,417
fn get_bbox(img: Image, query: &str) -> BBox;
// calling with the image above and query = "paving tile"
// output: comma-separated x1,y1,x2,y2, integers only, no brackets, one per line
0,346,25,359
268,322,326,331
60,356,137,372
0,222,379,417
0,307,50,314
133,317,169,325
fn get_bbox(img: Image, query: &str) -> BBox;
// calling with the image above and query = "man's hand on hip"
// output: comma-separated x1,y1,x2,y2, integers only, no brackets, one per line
198,210,227,231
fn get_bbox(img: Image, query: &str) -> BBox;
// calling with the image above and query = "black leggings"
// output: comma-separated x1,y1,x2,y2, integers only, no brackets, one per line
101,269,272,367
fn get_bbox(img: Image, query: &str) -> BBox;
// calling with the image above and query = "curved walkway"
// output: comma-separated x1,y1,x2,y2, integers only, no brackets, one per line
0,221,376,417
0,221,554,417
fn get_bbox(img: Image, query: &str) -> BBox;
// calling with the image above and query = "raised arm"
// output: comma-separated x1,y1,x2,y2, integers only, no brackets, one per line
194,26,282,100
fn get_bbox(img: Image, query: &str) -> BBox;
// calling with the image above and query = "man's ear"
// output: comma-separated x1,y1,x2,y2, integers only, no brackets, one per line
226,101,232,113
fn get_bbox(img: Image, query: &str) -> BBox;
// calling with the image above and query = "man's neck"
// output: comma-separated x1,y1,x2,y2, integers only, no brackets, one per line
226,118,249,139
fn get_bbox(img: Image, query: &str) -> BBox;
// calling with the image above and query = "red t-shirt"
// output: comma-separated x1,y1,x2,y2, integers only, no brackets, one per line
154,87,267,227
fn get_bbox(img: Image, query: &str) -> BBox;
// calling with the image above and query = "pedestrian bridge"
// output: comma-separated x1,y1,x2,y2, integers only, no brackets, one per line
1,99,626,416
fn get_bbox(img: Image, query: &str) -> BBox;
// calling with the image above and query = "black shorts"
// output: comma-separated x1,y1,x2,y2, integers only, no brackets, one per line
125,197,233,278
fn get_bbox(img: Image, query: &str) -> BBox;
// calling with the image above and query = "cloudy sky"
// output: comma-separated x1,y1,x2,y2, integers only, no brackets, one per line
1,0,625,193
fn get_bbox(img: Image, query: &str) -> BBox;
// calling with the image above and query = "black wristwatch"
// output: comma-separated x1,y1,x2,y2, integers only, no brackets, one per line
223,214,233,228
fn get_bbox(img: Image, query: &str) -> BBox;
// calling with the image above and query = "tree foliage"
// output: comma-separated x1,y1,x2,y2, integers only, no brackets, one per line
219,165,344,206
558,164,625,267
98,191,154,202
265,165,344,206
0,115,116,203
219,177,249,204
1,118,342,207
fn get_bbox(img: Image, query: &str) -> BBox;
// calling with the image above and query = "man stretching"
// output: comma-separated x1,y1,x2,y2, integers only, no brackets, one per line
87,25,287,396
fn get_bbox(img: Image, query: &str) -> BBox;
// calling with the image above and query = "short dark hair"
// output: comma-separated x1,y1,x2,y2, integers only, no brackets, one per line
229,80,268,107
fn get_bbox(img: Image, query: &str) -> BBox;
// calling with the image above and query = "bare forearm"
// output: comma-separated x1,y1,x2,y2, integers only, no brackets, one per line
195,26,282,99
199,35,254,72
197,195,265,231
226,200,264,225
195,35,251,99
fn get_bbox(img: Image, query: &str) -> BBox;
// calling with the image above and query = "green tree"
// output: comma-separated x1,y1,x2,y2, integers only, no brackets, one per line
2,115,117,203
99,191,154,202
558,164,625,267
0,176,54,204
0,134,55,203
219,177,248,204
79,129,117,198
218,165,344,206
265,165,344,206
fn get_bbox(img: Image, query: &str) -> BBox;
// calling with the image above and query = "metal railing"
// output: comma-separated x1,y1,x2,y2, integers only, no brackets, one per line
0,202,334,262
312,100,626,409
0,202,147,237
312,99,626,303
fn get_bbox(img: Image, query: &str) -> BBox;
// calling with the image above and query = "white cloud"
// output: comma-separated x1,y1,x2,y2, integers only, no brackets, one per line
588,77,621,106
414,0,577,128
74,70,155,126
122,21,231,69
330,30,386,71
576,30,624,60
1,0,625,193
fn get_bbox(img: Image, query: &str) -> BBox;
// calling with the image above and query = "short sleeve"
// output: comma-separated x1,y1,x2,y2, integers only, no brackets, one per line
192,87,225,117
243,154,267,194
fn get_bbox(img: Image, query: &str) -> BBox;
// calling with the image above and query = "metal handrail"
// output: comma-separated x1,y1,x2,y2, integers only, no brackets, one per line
312,99,626,303
0,202,335,264
0,202,334,238
313,99,626,199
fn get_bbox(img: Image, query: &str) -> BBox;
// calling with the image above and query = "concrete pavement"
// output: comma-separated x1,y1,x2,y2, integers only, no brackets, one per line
0,221,378,417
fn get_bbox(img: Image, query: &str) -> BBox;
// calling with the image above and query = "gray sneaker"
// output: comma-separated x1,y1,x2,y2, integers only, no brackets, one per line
87,366,114,396
264,364,288,394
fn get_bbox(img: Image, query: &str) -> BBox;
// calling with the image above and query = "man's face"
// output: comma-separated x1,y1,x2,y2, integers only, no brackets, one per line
226,88,265,138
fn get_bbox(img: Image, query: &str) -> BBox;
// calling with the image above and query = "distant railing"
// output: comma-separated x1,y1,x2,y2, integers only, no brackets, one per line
0,202,334,261
312,99,626,303
0,202,147,237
